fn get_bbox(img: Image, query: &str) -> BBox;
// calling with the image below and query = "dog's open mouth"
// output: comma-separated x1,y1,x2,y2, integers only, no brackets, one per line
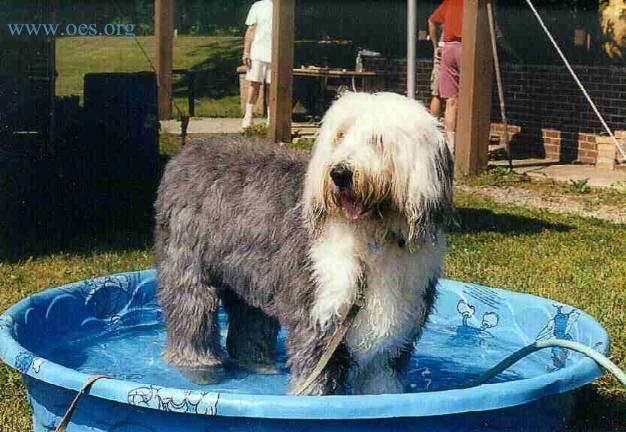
339,191,363,220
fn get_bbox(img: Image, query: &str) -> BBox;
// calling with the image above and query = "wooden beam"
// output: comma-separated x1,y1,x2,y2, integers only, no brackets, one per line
455,0,494,177
269,0,295,144
155,0,174,120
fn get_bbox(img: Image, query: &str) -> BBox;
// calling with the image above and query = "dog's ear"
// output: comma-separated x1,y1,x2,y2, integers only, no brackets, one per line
302,156,331,239
403,133,455,246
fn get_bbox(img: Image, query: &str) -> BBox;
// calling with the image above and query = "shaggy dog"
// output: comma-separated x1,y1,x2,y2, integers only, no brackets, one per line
155,92,453,395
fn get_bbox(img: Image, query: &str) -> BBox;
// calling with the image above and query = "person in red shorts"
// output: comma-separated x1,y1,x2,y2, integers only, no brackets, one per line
428,0,464,156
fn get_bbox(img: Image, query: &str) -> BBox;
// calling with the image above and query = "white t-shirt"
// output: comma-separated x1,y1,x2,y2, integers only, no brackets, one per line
246,0,273,63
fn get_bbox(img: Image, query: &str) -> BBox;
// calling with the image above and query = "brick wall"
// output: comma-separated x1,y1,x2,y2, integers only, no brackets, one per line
366,57,626,164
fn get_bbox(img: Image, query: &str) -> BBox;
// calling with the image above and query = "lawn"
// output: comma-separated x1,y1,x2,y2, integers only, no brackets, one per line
0,139,624,430
56,36,244,118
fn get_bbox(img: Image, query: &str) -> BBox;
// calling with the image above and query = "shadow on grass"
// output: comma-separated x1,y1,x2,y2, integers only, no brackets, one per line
172,40,243,101
0,230,154,264
452,207,572,234
2,194,575,262
0,155,175,264
568,385,626,431
0,155,167,266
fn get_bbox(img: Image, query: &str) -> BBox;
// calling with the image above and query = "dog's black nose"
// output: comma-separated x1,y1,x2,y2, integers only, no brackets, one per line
330,166,353,188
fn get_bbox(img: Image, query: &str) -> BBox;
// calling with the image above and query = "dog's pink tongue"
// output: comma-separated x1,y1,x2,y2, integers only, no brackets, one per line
340,192,362,220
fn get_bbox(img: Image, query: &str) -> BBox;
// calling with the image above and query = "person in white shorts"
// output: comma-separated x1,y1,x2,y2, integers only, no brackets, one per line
242,0,273,129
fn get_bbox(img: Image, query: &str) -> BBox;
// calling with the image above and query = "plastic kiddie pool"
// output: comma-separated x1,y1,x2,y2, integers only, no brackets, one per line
0,270,609,431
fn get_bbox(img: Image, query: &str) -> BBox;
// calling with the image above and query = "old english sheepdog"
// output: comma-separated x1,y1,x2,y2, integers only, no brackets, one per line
155,92,454,395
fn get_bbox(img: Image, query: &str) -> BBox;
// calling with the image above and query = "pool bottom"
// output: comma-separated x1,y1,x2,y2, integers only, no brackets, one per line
25,375,576,432
39,318,532,396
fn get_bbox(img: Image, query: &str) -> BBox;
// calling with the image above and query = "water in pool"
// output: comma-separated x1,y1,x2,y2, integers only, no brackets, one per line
39,311,549,395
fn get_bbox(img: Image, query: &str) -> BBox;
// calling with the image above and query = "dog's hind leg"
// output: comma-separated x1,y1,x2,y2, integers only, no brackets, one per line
157,250,224,382
222,290,280,374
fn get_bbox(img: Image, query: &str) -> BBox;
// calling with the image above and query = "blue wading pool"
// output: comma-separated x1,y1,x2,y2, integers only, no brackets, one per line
0,270,609,431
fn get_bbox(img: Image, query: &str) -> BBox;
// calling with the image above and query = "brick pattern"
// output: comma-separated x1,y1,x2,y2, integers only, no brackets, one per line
489,123,524,155
616,131,626,164
365,57,626,165
577,133,598,165
543,129,562,161
490,123,522,140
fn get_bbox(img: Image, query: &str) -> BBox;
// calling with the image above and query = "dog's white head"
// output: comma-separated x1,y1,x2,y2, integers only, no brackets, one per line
303,92,453,246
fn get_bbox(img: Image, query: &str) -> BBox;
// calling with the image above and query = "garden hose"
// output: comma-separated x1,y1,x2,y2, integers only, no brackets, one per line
462,339,626,389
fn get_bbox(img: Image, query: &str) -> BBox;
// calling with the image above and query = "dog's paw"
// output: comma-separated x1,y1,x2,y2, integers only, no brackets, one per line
163,346,224,369
179,365,226,385
238,360,280,375
353,376,406,395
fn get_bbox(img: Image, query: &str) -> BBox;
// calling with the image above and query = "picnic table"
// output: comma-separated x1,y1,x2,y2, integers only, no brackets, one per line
236,66,387,118
293,67,381,78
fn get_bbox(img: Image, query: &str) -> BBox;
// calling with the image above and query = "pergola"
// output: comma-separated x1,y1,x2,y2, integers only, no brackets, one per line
154,0,494,177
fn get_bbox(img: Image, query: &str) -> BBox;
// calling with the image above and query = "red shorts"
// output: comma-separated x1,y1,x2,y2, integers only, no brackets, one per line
439,42,462,100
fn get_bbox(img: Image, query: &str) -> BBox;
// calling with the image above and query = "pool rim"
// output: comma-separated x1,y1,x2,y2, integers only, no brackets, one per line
0,270,610,420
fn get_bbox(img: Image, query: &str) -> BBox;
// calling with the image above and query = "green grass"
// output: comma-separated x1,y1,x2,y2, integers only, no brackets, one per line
0,234,153,431
0,141,624,430
242,125,316,152
56,35,244,118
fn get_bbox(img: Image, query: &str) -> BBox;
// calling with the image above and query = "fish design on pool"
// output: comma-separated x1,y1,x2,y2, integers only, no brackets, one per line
128,385,221,415
15,351,44,374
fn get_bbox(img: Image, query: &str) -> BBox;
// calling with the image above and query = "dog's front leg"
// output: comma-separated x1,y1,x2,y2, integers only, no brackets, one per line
286,323,350,396
352,347,413,395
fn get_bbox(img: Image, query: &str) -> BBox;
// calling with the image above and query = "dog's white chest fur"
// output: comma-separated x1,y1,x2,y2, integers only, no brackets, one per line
346,244,431,363
309,219,444,391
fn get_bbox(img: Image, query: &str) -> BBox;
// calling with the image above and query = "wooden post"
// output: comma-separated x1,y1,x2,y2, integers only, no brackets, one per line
455,0,494,177
155,0,174,120
269,0,295,144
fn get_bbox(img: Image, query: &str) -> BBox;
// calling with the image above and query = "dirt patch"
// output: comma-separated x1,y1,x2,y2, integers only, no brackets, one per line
456,185,626,224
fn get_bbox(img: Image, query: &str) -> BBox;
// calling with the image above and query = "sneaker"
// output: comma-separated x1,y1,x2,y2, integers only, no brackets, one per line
241,115,253,129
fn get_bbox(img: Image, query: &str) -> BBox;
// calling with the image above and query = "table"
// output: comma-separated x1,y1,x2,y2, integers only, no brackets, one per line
292,67,387,117
236,66,388,118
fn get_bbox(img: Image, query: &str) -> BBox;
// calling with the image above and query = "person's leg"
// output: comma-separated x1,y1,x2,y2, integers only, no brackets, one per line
264,62,272,126
242,81,261,128
430,96,441,118
247,81,261,105
243,60,267,128
440,42,462,154
444,97,458,151
430,49,442,118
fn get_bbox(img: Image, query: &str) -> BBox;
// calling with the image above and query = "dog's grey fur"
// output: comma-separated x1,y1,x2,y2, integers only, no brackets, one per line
155,137,351,394
155,110,452,395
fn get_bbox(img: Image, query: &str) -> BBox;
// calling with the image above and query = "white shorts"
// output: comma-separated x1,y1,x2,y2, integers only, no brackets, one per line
246,60,271,84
